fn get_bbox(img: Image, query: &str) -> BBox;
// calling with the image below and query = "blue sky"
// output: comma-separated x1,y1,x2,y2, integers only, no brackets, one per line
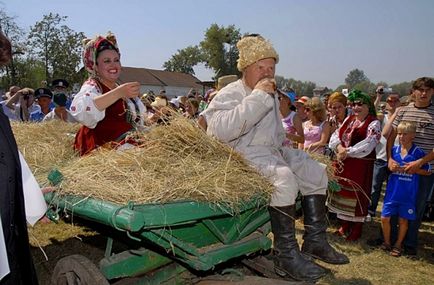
2,0,433,88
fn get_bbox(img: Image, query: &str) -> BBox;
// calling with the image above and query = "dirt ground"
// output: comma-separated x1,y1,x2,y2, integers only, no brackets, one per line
30,216,434,285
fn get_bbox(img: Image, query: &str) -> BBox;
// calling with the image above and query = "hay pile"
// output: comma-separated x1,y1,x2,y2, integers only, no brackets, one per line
58,118,274,206
11,121,79,183
13,118,274,206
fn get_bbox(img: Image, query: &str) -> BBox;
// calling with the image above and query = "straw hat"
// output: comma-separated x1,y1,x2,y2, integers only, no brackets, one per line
217,75,238,90
151,97,168,108
236,35,279,71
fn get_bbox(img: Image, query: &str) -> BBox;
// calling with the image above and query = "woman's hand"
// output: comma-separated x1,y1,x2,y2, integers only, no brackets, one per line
336,144,347,161
117,82,140,99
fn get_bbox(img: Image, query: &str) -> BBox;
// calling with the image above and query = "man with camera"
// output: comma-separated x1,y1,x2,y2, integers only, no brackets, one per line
0,86,20,121
4,87,39,122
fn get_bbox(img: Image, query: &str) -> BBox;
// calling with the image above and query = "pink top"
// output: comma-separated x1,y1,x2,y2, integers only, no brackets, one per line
303,121,325,153
282,112,296,147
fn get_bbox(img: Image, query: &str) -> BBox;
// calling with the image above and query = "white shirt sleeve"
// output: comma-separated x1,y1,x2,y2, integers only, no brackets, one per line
207,83,274,143
70,80,106,129
347,119,381,158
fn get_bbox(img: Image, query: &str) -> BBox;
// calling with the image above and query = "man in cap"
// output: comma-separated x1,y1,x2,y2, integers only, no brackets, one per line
205,34,348,282
51,79,71,109
43,93,76,123
4,87,38,122
29,88,53,122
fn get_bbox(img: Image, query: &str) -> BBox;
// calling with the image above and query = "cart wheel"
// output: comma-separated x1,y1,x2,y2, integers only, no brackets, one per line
51,254,109,285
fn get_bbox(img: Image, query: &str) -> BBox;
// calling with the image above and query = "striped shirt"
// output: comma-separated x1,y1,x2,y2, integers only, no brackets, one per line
392,102,434,169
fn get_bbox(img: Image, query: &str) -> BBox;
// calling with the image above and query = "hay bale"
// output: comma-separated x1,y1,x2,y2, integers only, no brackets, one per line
56,117,275,206
11,121,79,183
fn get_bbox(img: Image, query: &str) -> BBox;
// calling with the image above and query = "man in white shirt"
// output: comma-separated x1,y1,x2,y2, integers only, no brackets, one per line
204,34,348,282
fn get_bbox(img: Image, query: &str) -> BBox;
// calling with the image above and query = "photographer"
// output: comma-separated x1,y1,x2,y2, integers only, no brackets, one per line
5,87,39,122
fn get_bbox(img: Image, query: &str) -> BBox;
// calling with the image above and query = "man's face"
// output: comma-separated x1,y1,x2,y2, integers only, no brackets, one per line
413,86,433,107
386,94,400,111
37,97,52,109
243,58,276,89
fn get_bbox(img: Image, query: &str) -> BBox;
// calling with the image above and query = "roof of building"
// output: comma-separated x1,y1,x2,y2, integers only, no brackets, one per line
120,67,202,88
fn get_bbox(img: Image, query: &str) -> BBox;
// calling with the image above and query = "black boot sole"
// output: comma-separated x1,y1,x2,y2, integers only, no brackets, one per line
302,251,350,265
274,265,328,283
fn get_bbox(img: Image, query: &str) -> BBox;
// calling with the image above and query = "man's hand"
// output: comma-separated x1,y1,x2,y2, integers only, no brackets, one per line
254,77,276,95
376,86,384,94
404,159,423,174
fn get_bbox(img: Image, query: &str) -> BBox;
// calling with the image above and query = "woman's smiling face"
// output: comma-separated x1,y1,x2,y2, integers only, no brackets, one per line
95,49,121,83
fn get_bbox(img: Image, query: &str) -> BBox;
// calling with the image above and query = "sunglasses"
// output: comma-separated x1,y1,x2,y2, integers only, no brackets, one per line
351,101,365,107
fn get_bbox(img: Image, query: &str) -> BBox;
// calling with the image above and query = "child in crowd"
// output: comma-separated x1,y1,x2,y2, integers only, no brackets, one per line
381,121,431,257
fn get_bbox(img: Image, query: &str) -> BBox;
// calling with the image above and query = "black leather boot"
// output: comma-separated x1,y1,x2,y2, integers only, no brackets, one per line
269,205,328,282
301,195,350,264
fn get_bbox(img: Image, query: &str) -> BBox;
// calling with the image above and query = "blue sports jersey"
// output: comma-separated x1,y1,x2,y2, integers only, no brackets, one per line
384,144,430,206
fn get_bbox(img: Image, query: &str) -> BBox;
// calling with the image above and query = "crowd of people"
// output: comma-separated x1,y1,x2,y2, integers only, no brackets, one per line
1,29,433,284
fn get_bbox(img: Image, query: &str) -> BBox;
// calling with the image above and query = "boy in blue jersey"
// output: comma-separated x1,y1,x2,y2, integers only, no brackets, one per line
381,121,431,257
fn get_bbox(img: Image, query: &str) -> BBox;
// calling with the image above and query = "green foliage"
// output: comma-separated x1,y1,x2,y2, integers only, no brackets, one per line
200,24,241,78
275,75,317,97
390,81,412,97
12,58,46,88
163,45,203,75
0,8,26,87
28,13,85,84
345,69,369,89
352,80,376,94
164,24,241,79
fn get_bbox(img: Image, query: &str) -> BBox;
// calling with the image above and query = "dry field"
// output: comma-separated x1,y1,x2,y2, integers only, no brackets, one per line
29,214,434,285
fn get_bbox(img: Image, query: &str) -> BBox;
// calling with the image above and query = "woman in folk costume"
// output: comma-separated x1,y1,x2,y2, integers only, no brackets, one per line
328,90,381,241
71,32,146,156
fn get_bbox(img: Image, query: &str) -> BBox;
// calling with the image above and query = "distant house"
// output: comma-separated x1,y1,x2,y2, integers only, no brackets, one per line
313,87,330,97
119,67,203,98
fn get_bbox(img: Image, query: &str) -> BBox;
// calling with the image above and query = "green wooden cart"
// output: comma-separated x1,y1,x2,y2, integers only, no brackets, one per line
44,191,299,285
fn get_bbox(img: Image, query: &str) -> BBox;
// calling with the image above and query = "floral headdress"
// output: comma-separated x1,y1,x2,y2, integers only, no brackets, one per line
82,32,119,76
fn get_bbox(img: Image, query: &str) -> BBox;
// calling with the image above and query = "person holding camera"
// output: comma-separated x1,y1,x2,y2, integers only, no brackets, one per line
368,88,401,218
4,87,39,122
0,86,20,121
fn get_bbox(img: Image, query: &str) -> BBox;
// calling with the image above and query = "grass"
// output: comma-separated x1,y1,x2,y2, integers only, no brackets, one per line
29,214,433,285
315,217,434,285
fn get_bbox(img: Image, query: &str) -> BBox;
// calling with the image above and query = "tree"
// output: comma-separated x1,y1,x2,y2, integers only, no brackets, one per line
390,81,412,97
0,8,26,86
275,75,317,97
163,46,203,75
200,24,241,78
28,13,85,84
345,69,369,89
352,81,376,94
